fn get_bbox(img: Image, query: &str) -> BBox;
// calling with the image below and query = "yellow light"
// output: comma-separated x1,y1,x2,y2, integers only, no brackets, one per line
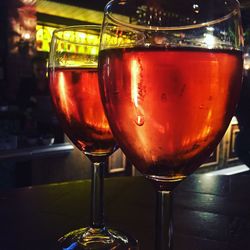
36,0,129,25
36,25,55,52
79,33,86,39
63,31,71,40
90,47,98,55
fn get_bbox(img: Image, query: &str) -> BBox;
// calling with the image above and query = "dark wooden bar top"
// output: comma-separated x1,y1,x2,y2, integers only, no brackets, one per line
0,172,250,250
0,143,74,161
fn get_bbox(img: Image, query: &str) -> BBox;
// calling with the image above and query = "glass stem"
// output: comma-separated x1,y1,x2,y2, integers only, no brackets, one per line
155,190,173,250
90,161,105,228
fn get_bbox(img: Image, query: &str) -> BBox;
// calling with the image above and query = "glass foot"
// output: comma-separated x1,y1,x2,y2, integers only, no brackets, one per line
58,227,139,249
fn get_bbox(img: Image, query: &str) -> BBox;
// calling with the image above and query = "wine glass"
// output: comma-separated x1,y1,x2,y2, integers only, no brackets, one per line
98,1,244,249
49,25,138,249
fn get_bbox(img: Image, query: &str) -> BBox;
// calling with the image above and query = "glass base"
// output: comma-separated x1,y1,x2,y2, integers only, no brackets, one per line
146,174,183,191
58,227,139,250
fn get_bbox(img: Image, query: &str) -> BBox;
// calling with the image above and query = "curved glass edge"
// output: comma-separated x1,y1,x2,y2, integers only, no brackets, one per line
49,25,101,68
100,9,243,51
104,0,241,31
101,0,244,52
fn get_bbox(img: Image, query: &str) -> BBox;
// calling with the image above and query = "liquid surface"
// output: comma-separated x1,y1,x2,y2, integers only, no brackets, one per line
99,47,243,180
50,68,115,156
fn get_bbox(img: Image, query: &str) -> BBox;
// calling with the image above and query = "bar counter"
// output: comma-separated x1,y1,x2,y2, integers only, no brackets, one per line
0,143,74,161
0,173,250,250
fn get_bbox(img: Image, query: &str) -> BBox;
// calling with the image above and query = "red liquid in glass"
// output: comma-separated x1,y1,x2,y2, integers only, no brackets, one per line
99,47,243,180
49,67,115,156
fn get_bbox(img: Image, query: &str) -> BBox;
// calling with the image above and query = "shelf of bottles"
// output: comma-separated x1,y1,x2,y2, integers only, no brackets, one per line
36,24,99,55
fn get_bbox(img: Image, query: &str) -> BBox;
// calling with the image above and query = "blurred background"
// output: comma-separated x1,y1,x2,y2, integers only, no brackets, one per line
0,0,249,188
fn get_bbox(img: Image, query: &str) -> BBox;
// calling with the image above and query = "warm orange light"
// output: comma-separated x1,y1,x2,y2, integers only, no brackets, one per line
58,72,72,121
131,59,140,108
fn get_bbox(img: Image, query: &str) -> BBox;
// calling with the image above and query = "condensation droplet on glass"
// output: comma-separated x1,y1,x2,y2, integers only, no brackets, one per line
199,104,205,109
135,114,144,126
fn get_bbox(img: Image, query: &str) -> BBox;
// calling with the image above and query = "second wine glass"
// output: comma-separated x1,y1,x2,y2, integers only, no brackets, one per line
49,25,138,250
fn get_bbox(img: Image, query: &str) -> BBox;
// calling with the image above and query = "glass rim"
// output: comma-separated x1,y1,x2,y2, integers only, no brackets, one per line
52,24,101,45
104,0,241,31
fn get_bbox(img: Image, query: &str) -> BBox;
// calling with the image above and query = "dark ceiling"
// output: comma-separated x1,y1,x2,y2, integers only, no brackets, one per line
49,0,110,11
45,0,249,29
